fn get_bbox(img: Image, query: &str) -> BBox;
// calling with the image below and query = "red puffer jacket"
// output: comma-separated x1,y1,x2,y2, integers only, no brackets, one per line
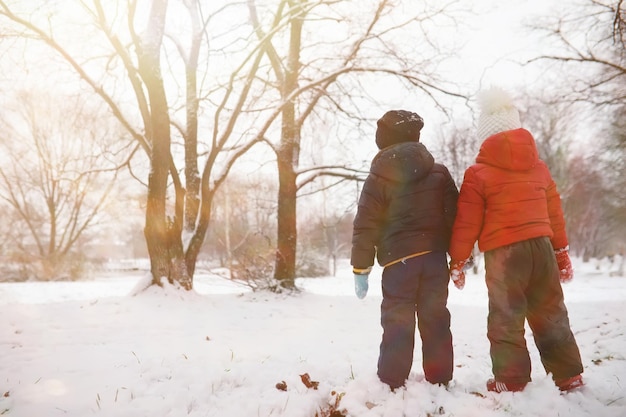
449,128,568,261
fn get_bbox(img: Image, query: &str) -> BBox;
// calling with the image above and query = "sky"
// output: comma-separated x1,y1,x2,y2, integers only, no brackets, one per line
1,256,625,417
0,0,568,116
0,0,583,171
452,0,563,91
359,0,571,155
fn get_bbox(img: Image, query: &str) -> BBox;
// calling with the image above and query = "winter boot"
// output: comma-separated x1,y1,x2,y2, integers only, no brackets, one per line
555,374,584,392
486,378,527,393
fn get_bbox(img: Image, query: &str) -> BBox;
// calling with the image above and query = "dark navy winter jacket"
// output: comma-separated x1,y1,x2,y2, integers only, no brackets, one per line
351,141,458,269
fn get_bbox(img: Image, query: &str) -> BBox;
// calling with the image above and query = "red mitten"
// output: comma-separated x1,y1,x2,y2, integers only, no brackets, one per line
449,258,470,290
555,246,573,283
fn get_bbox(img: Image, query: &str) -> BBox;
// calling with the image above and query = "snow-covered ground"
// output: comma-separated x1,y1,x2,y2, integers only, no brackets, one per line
1,257,624,417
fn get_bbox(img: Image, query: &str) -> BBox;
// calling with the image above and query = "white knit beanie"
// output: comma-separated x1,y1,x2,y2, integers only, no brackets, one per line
476,87,521,141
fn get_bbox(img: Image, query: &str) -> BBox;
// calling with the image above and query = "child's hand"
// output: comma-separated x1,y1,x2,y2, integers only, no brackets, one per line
449,257,472,290
555,247,573,283
354,273,369,299
352,267,372,299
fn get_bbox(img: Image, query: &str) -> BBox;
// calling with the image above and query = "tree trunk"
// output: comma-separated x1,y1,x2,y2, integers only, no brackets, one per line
273,0,303,288
183,0,201,232
275,147,298,288
139,0,191,290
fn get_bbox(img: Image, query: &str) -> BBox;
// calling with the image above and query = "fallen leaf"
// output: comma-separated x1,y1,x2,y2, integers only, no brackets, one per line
300,373,319,390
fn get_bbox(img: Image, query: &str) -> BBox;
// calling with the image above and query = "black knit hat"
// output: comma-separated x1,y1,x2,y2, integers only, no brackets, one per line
375,110,424,149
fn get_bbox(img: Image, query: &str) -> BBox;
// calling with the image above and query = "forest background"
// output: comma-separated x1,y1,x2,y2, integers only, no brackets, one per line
0,0,624,288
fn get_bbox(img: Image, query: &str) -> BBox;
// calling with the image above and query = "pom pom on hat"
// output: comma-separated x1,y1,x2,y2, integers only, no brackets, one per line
375,110,424,149
476,87,521,141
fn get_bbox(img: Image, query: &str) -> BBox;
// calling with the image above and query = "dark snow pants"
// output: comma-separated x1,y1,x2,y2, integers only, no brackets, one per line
377,251,453,388
484,237,583,385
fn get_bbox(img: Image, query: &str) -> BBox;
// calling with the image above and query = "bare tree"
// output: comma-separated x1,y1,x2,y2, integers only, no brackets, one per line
529,0,626,259
0,0,282,289
432,123,478,186
247,0,467,288
561,156,611,260
0,91,122,280
515,93,581,190
530,0,626,106
0,0,467,290
206,174,277,275
597,104,626,260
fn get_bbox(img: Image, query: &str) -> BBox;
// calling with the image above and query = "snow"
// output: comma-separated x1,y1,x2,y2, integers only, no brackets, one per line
1,258,625,417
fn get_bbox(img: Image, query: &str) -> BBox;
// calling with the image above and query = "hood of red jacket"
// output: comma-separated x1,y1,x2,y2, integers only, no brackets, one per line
476,128,539,171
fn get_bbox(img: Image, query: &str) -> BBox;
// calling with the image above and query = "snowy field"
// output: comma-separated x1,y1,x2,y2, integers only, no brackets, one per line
0,257,625,417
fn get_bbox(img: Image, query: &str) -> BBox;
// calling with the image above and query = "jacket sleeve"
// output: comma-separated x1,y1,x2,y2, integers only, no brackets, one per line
543,163,568,249
449,167,484,261
351,175,386,269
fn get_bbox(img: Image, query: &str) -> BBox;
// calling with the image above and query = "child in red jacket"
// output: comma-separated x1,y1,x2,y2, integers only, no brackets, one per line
448,88,583,393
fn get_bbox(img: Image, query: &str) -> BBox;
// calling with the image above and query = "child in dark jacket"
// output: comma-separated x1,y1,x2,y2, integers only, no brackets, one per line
448,88,584,393
351,110,459,389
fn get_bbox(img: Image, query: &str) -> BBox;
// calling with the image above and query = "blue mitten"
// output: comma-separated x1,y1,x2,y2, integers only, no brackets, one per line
354,273,369,299
353,267,372,299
